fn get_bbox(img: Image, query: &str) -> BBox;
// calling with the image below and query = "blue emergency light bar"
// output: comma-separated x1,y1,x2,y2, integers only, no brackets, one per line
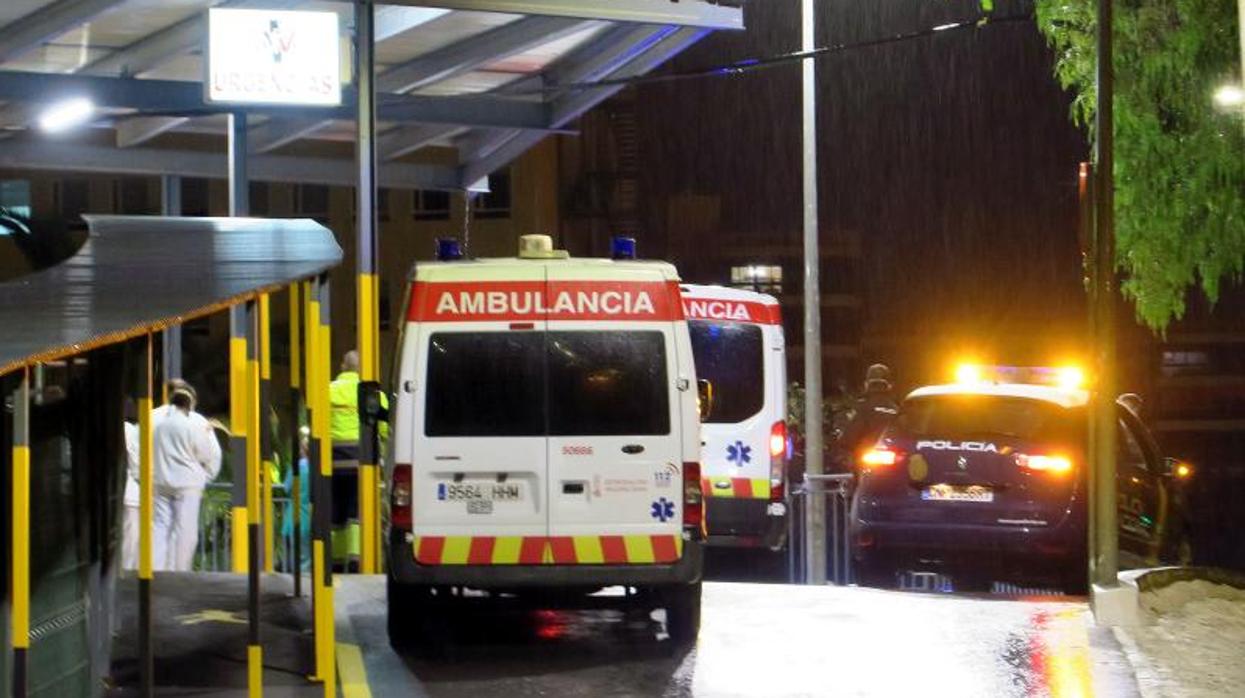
435,238,463,261
610,236,637,260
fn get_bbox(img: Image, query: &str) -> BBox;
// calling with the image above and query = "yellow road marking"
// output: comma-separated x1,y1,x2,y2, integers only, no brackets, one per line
336,643,373,698
175,609,247,626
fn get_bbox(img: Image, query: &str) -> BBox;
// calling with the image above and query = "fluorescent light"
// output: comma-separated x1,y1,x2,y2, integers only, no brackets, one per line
38,97,95,133
932,23,960,32
1214,84,1245,109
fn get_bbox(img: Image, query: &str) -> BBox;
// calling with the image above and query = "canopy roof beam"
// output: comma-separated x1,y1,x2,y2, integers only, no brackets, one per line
375,0,744,29
0,0,125,65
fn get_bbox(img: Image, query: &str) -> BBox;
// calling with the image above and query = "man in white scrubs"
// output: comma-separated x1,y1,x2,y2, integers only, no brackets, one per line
152,380,222,571
122,400,140,570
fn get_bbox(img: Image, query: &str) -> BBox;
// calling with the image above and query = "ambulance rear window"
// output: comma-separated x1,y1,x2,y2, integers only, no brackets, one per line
425,333,544,437
547,331,669,436
689,320,764,423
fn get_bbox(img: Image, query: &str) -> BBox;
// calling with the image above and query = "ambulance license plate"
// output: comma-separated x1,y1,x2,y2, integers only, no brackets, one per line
438,482,523,503
920,484,994,502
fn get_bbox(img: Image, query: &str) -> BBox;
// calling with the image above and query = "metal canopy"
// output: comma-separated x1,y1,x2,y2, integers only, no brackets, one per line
0,0,742,190
0,215,343,376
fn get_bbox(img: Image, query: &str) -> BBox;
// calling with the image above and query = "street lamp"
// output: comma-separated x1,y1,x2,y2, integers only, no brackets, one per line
37,97,94,133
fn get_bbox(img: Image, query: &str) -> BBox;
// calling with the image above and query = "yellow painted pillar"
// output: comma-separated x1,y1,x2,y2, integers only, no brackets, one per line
10,366,30,698
246,298,264,697
261,294,275,574
308,275,336,695
139,338,155,698
230,305,250,572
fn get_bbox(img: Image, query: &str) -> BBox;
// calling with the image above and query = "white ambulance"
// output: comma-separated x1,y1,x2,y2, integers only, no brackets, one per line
681,285,789,550
386,236,705,646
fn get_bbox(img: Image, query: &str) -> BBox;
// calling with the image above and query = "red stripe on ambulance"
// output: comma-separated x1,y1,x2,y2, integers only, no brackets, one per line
682,298,782,325
409,280,685,322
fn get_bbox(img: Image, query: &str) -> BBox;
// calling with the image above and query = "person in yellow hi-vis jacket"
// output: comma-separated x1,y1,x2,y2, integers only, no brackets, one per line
329,350,387,569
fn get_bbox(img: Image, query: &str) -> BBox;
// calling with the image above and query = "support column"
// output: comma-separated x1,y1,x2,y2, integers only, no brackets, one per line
229,112,251,573
289,284,304,598
161,175,182,397
10,367,30,698
246,299,264,697
261,295,275,574
138,338,155,698
309,275,336,695
1091,0,1119,589
355,0,382,575
800,0,827,585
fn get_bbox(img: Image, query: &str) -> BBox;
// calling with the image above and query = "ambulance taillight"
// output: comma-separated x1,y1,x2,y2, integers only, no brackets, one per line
391,464,412,530
769,420,787,501
683,462,704,536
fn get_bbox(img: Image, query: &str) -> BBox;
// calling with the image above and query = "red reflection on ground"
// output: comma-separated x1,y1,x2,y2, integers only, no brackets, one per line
1027,609,1093,697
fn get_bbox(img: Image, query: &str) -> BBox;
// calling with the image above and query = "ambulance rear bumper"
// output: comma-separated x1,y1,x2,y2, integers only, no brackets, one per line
387,531,703,588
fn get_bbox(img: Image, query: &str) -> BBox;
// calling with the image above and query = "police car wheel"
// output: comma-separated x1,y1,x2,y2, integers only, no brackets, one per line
387,577,429,649
663,582,702,646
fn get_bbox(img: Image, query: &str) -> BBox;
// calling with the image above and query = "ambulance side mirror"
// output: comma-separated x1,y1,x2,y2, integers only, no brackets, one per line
697,379,715,421
359,381,387,426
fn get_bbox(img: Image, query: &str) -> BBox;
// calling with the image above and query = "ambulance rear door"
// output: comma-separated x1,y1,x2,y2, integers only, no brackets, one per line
544,269,686,564
409,266,549,564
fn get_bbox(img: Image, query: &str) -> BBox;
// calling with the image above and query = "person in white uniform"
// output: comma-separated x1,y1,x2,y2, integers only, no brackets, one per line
122,399,141,570
152,380,222,572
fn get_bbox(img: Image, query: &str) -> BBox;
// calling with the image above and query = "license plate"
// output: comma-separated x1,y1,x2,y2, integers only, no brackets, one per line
438,482,523,502
921,484,994,502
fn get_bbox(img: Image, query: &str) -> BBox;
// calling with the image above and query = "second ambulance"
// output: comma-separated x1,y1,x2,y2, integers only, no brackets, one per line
386,236,705,646
682,285,789,550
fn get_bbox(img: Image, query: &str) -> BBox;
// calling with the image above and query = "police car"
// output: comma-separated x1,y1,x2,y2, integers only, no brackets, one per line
682,285,789,550
849,365,1194,593
386,235,705,646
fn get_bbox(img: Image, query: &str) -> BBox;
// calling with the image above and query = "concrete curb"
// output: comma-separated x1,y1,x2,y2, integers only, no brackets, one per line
1092,566,1245,626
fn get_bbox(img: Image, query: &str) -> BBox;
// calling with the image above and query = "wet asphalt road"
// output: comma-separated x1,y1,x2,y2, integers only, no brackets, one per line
112,556,1140,697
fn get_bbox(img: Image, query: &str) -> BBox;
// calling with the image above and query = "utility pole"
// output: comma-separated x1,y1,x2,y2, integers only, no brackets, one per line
801,0,827,585
1091,0,1119,590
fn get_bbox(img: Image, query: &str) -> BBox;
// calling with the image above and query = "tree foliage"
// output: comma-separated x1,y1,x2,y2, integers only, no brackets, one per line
1034,0,1245,329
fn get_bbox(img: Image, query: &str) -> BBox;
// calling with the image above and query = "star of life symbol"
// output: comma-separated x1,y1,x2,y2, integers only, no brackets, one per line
727,441,752,466
651,497,675,523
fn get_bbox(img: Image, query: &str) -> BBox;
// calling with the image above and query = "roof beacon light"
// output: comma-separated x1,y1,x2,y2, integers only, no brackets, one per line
435,238,463,261
611,236,637,260
955,363,986,385
1056,366,1085,390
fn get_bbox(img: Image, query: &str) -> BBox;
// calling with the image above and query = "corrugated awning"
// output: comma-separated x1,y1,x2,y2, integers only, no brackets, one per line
0,215,342,376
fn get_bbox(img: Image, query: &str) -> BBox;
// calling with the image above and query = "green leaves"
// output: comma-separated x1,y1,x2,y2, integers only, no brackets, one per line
1035,0,1245,330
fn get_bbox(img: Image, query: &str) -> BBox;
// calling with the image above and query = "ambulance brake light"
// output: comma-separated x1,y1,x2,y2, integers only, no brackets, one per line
770,421,787,459
391,464,412,530
683,462,704,536
611,236,637,260
770,421,787,501
435,238,463,261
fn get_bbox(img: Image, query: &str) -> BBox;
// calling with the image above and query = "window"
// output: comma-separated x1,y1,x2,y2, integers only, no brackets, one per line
547,332,669,436
424,330,670,437
413,189,450,221
296,184,329,220
730,265,783,293
472,169,510,219
249,182,270,217
1118,420,1149,472
181,178,210,217
689,321,764,423
896,396,1083,447
113,178,150,214
425,332,545,437
0,179,31,227
56,179,89,222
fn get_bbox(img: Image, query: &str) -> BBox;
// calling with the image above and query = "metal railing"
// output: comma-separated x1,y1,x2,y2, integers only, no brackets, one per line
195,482,305,573
787,472,855,585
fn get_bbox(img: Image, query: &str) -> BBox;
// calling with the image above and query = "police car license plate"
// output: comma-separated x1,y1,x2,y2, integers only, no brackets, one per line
921,484,994,502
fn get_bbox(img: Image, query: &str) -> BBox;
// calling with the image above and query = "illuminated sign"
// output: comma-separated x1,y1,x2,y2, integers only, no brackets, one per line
206,8,341,106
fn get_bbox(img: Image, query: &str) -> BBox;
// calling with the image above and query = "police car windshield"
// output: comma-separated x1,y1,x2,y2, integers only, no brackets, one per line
895,395,1083,444
688,321,763,424
425,331,669,437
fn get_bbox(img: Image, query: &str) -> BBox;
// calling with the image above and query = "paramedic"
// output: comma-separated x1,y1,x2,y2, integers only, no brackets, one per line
152,380,222,571
122,399,140,570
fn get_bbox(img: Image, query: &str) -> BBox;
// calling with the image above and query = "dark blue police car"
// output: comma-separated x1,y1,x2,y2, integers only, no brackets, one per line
849,368,1193,593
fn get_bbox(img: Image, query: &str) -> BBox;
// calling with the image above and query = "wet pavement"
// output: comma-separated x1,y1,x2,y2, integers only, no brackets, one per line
111,570,1141,697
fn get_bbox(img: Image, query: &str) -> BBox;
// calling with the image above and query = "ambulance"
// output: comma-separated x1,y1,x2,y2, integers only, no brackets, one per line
386,235,705,646
681,285,789,550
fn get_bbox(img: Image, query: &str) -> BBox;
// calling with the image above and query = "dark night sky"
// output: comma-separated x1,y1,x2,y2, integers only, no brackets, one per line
631,0,1090,387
